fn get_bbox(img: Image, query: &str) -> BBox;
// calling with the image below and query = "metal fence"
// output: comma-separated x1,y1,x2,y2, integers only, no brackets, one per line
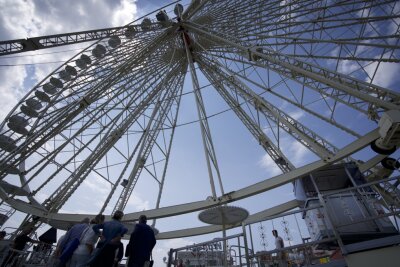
167,233,248,267
167,176,400,267
0,243,56,267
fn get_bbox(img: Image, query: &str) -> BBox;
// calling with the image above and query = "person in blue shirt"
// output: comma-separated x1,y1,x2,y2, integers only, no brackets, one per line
90,210,128,267
126,215,156,267
56,218,90,267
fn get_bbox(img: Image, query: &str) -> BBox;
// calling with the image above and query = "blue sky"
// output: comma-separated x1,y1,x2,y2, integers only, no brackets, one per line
0,0,400,266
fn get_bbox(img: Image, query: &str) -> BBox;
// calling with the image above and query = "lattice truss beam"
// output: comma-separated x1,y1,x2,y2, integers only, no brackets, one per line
0,0,184,56
185,0,400,119
0,19,189,223
197,56,400,206
197,57,337,160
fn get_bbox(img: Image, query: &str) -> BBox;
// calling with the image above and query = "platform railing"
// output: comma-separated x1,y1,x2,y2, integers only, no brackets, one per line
0,243,56,267
166,176,400,267
167,233,246,267
244,175,400,267
244,204,340,267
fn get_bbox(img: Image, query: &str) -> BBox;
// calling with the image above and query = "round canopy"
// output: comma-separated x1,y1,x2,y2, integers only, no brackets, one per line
198,206,249,225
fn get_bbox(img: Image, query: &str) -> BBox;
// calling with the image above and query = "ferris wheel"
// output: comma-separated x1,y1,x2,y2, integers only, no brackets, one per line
0,0,399,238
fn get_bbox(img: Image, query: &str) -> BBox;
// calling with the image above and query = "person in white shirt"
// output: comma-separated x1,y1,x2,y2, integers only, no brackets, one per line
272,230,287,267
69,214,105,267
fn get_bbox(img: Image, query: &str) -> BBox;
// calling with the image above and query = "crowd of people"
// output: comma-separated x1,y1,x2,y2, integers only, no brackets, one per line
0,211,156,267
0,227,41,267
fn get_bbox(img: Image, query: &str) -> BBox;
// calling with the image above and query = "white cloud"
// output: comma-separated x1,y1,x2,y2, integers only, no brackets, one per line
126,192,150,211
83,173,110,194
0,0,37,38
290,139,309,165
259,135,312,174
364,61,400,89
0,67,26,120
0,0,138,119
338,60,359,75
112,0,138,27
288,110,305,120
259,153,282,177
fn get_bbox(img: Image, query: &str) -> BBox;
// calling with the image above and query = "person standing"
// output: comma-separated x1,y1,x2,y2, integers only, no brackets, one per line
113,241,124,267
69,214,105,267
57,218,91,267
90,210,128,267
272,230,287,267
0,231,8,265
177,259,184,267
1,228,40,267
126,215,156,267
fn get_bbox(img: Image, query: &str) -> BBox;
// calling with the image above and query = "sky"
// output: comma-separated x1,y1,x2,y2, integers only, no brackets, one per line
0,0,240,264
0,0,192,264
0,0,399,266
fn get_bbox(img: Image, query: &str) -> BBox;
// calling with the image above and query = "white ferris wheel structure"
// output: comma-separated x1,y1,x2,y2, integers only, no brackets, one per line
0,0,399,240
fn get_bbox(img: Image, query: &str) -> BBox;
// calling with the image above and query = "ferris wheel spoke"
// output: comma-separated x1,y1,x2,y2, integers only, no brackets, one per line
202,56,361,138
273,0,394,38
96,87,186,210
208,2,398,74
153,88,183,208
199,57,340,160
46,94,172,210
112,67,186,212
0,32,176,176
99,130,146,214
206,49,390,117
25,59,180,208
197,59,294,173
197,0,382,41
186,24,400,117
263,4,396,38
272,53,399,63
45,61,187,213
5,83,140,181
27,76,153,168
195,0,317,30
98,102,180,214
182,33,227,199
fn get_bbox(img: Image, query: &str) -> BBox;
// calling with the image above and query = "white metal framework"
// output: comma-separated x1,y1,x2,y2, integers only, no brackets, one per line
0,0,399,238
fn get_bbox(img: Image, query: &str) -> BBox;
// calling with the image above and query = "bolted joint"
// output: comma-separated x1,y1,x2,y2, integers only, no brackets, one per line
138,157,146,168
79,96,91,109
254,99,263,111
248,46,263,61
274,157,287,165
258,135,267,145
111,129,124,140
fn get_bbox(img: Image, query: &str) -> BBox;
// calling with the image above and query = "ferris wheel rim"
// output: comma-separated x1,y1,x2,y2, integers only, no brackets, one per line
0,127,380,222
